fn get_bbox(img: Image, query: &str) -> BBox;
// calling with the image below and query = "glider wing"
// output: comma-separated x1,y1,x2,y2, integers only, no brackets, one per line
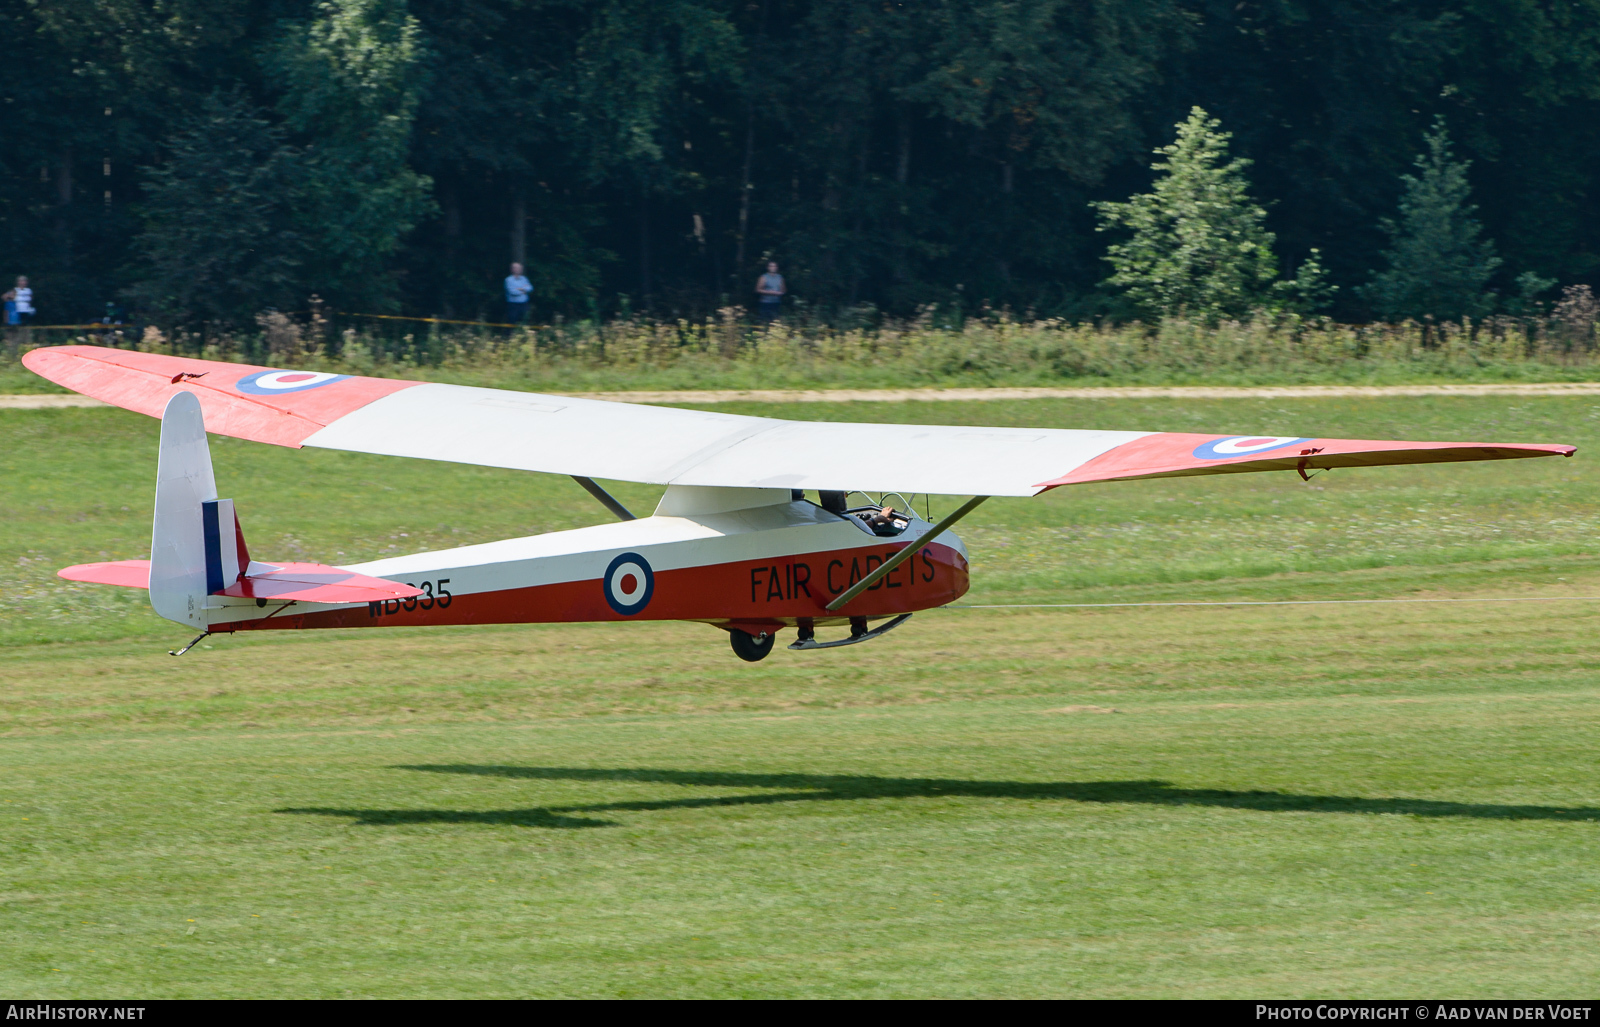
23,346,1574,495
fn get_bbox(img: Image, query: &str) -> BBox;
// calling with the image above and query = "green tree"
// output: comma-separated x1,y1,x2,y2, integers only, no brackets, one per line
1359,119,1502,320
748,0,1186,310
16,0,1600,326
1094,107,1328,319
396,0,739,315
126,92,308,328
269,0,435,312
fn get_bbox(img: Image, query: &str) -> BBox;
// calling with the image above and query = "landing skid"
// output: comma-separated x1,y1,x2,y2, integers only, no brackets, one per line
168,631,209,657
788,613,913,651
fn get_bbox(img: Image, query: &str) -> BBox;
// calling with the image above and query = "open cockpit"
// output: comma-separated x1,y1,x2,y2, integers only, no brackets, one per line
817,490,914,537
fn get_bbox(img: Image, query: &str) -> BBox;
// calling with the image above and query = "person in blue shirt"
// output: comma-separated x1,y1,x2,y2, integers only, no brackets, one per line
755,261,785,324
504,263,532,326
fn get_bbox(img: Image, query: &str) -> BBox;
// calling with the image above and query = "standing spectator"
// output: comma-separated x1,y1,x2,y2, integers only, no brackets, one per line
96,302,127,346
755,260,786,324
4,276,33,326
504,262,532,326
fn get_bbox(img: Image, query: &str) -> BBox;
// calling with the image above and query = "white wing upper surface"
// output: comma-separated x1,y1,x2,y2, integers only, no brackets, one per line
20,347,1576,495
302,383,1150,496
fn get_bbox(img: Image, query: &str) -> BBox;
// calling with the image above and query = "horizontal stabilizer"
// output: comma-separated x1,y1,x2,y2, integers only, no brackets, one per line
60,560,151,589
217,563,424,604
58,559,421,605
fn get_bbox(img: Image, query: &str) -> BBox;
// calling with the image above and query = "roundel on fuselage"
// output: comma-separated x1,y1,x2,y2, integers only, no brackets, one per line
603,552,655,616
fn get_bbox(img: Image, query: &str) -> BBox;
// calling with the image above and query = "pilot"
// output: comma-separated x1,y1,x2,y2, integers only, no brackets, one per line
864,504,901,536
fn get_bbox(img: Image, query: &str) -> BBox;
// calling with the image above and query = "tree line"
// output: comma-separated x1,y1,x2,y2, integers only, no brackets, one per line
4,0,1599,329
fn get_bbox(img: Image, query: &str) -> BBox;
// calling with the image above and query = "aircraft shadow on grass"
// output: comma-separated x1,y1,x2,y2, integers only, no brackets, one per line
274,766,1600,830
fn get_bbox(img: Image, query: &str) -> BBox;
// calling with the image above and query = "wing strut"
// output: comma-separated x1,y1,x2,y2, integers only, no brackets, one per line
826,495,989,611
571,475,636,521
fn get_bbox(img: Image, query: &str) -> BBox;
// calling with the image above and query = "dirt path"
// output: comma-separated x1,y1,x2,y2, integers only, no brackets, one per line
6,381,1600,410
0,395,112,408
561,383,1600,403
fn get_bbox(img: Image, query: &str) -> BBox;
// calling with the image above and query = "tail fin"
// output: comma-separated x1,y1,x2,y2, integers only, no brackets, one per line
69,391,418,627
149,391,251,629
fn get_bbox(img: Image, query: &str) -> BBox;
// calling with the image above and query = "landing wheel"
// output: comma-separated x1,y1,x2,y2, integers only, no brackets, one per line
729,629,775,662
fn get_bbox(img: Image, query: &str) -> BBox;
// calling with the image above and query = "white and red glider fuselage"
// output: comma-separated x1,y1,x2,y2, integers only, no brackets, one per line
204,493,967,636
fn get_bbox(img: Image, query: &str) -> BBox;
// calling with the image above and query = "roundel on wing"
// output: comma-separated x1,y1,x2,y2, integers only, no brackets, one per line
236,370,351,395
1192,435,1313,460
603,552,655,616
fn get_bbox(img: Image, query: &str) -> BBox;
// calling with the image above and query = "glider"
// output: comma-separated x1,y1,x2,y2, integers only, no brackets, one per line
23,345,1575,660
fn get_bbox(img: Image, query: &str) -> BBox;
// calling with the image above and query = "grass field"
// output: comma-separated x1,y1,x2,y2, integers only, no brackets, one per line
3,395,1600,997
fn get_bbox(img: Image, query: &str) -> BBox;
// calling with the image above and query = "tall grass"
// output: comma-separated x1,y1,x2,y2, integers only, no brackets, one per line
6,307,1600,392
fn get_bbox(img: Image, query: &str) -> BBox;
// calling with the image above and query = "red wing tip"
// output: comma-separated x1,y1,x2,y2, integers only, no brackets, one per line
1033,439,1577,490
23,344,98,366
